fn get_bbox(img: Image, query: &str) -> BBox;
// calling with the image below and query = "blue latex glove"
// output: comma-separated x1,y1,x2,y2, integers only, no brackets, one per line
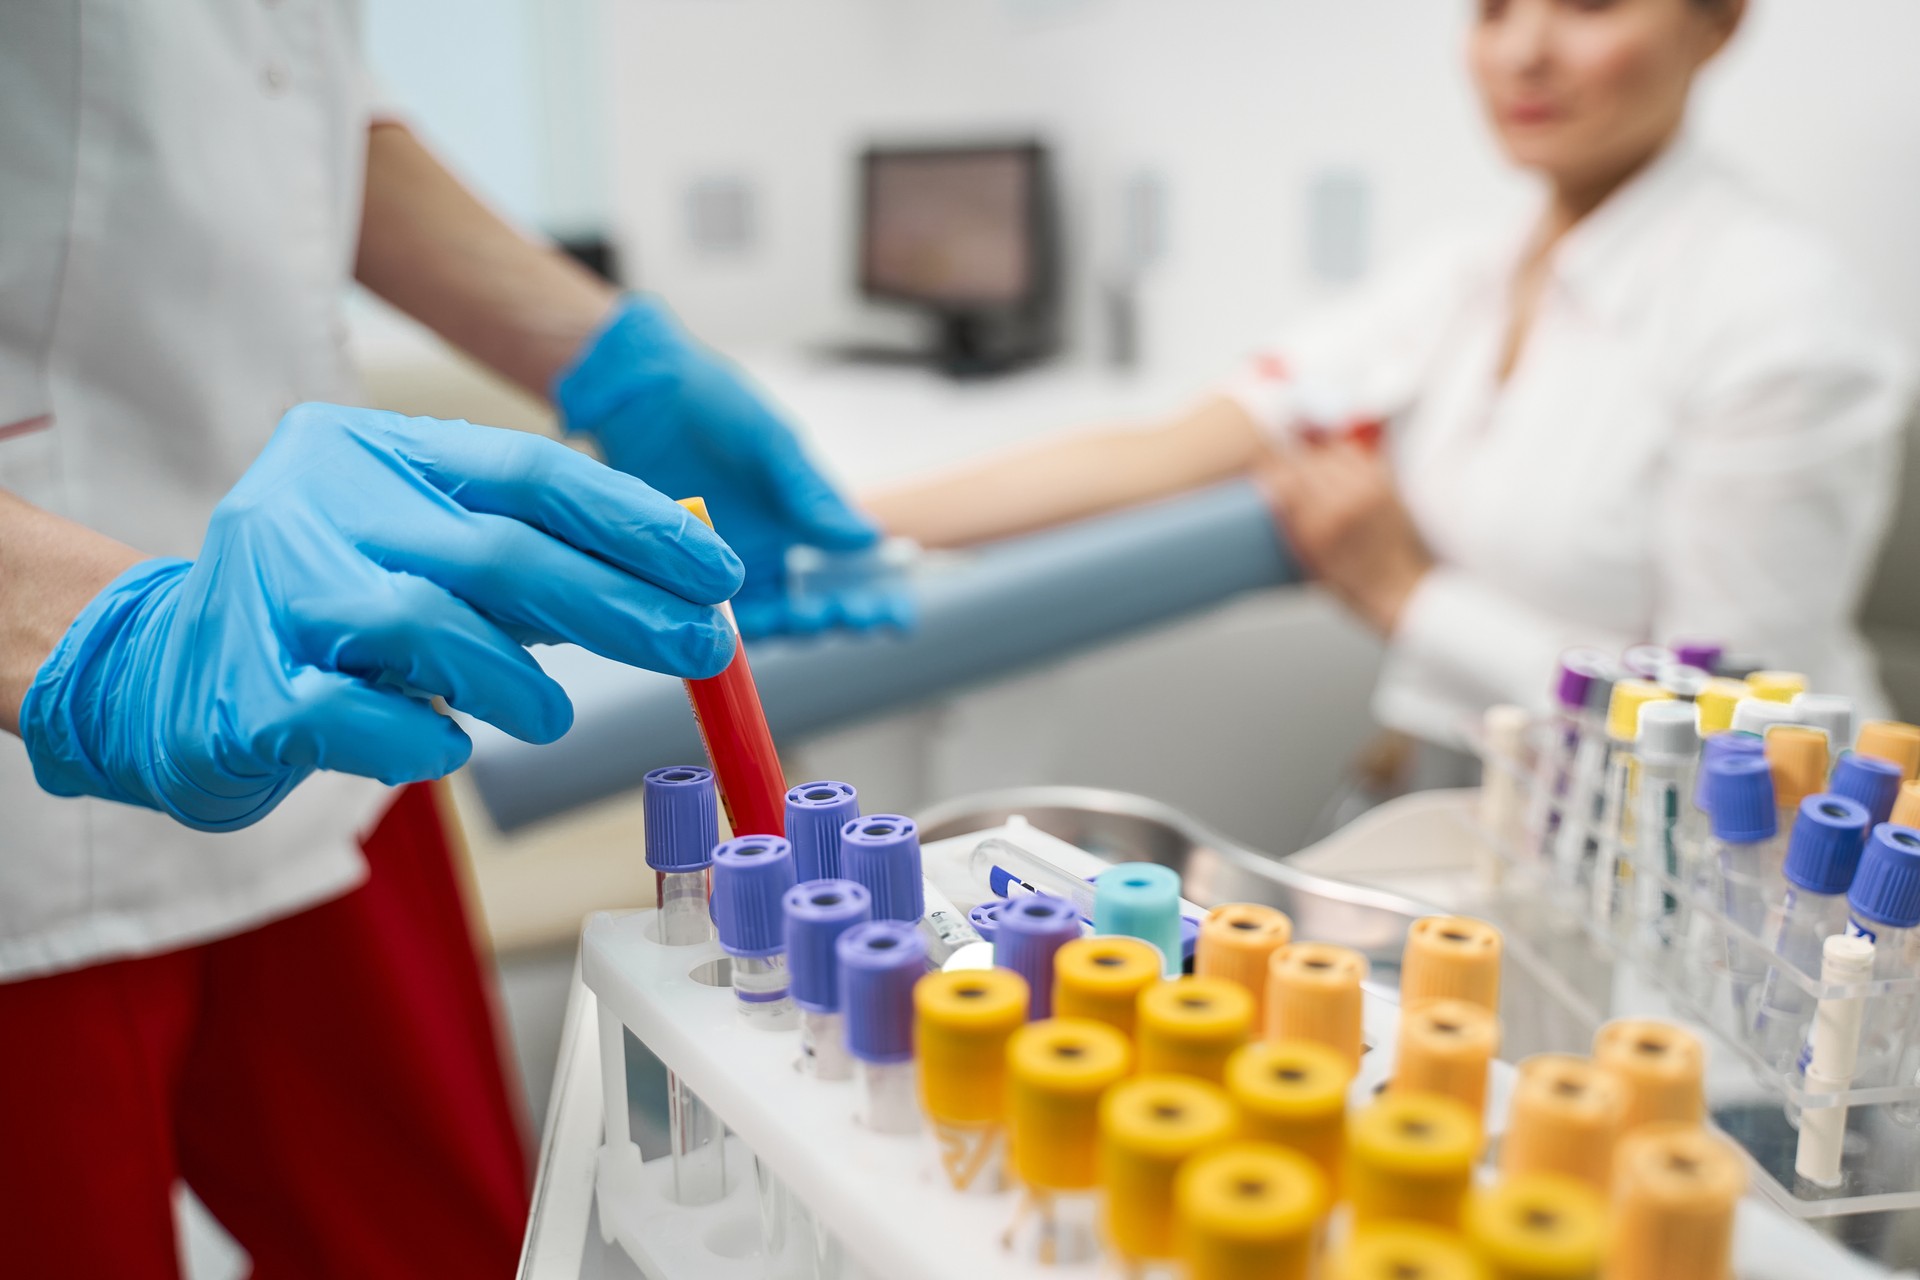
19,404,742,832
555,295,910,638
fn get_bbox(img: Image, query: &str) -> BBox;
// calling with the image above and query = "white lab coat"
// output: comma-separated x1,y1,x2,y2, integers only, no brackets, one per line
0,1,390,978
1230,140,1914,747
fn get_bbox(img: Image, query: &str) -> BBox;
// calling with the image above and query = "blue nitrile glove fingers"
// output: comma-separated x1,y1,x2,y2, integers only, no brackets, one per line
20,404,745,832
555,295,881,638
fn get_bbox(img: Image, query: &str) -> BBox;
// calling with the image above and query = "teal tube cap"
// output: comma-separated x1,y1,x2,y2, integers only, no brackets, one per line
1093,862,1183,975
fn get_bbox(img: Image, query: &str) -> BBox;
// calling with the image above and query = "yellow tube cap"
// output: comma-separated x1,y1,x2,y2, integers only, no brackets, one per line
1176,1142,1328,1280
1592,1020,1704,1133
1765,726,1830,813
1267,941,1368,1073
1892,780,1920,828
1333,1224,1487,1280
1196,903,1292,1034
1500,1054,1627,1191
915,968,1029,1127
1392,1000,1500,1120
1605,680,1672,743
1225,1039,1351,1191
1137,976,1254,1083
1608,1124,1745,1280
1099,1074,1239,1262
1402,915,1503,1012
1857,720,1920,782
1747,670,1808,703
1694,679,1749,735
676,496,714,527
1054,935,1163,1039
1007,1018,1132,1191
1465,1174,1605,1280
1347,1091,1482,1229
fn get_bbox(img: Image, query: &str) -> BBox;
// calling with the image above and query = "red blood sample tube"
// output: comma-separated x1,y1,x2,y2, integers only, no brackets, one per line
677,498,786,837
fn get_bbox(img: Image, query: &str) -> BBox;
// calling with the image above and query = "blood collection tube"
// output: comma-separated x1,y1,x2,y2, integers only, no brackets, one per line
1592,1019,1704,1133
1098,1075,1238,1270
1750,793,1870,1068
1225,1039,1351,1192
785,780,858,880
1704,754,1782,1010
1195,904,1292,1033
838,919,925,1133
1679,732,1763,848
1266,942,1368,1073
1175,1143,1327,1280
712,834,798,1029
1500,1054,1625,1192
1094,862,1185,976
1840,822,1920,1087
643,765,719,945
1748,670,1808,703
1391,999,1499,1121
1590,680,1673,921
1608,1124,1745,1280
1054,936,1163,1039
1332,1225,1483,1280
1833,752,1904,829
784,878,872,1080
1400,915,1502,1013
1136,976,1253,1083
1007,1018,1132,1265
995,894,1080,1020
916,967,1029,1193
1552,658,1623,884
675,497,786,837
1528,649,1613,863
970,836,1097,916
839,814,924,923
1857,719,1920,781
1464,1174,1604,1280
1346,1092,1481,1230
1630,702,1698,936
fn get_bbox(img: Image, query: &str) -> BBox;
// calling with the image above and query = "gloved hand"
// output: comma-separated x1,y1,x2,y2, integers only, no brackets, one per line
555,294,909,638
19,404,742,832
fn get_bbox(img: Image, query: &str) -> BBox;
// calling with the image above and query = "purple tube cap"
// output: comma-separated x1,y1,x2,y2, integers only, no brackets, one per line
1552,647,1614,711
968,899,1006,945
785,780,860,882
712,835,797,958
644,765,720,873
1707,755,1777,844
838,919,926,1064
784,878,872,1013
839,814,925,923
1674,640,1725,672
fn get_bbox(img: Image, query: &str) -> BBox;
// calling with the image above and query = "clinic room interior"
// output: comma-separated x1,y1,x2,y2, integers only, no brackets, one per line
13,0,1920,1276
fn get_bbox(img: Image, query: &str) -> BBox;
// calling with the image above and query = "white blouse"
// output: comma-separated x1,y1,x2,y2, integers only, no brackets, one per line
1229,140,1914,747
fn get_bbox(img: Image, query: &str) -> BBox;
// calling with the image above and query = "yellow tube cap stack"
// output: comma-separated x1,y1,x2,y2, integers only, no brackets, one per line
1401,916,1504,1013
1225,1039,1351,1192
1392,999,1500,1120
1007,1018,1131,1192
1053,935,1163,1040
1098,1074,1239,1263
1465,1174,1605,1280
1500,1054,1626,1191
1333,1224,1487,1280
1267,942,1369,1073
1347,1091,1482,1230
1605,681,1671,743
1196,903,1292,1034
915,968,1029,1127
1607,1125,1745,1280
1137,976,1254,1083
1857,720,1920,782
1765,726,1830,814
1592,1020,1704,1133
1175,1142,1328,1280
1695,679,1749,735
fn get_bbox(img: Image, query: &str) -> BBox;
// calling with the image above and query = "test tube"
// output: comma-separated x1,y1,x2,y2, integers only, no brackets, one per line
1750,794,1869,1069
1841,822,1920,1087
970,836,1098,915
1391,999,1500,1121
1629,702,1698,940
1463,1174,1604,1280
1400,915,1502,1013
1098,1075,1239,1270
1766,726,1830,833
1225,1039,1351,1193
712,834,799,1029
839,814,924,923
1346,1092,1481,1230
1592,1019,1704,1133
916,968,1029,1193
1544,653,1621,875
674,497,786,837
1331,1225,1484,1280
1175,1143,1328,1280
1833,751,1904,829
1608,1125,1745,1280
1590,680,1673,922
1136,976,1254,1083
1007,1018,1132,1265
1679,732,1763,848
1094,862,1184,976
995,893,1080,1020
838,919,925,1133
1857,719,1920,782
1053,936,1163,1039
785,780,858,880
1748,670,1809,703
1266,942,1367,1074
1704,753,1783,1011
644,765,720,945
1195,904,1292,1034
784,878,872,1080
1795,933,1875,1186
1526,650,1614,864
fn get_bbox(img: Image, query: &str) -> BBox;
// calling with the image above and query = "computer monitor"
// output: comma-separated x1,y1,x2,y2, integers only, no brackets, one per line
857,141,1059,375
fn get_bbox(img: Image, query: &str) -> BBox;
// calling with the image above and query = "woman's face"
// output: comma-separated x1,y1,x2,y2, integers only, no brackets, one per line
1469,0,1739,193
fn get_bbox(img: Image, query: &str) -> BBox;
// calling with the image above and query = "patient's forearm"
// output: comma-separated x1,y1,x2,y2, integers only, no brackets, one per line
864,396,1266,547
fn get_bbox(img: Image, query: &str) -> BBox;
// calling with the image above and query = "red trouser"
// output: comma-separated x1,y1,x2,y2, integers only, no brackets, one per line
0,784,530,1278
